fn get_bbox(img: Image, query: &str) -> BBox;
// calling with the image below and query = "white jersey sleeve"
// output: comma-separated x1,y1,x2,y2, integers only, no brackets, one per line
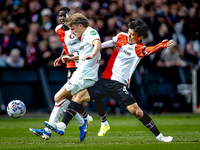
101,40,115,49
85,28,100,45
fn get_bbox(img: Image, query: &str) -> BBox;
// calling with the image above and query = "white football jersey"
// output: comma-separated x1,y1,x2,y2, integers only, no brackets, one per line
55,24,80,68
73,27,101,81
101,32,168,87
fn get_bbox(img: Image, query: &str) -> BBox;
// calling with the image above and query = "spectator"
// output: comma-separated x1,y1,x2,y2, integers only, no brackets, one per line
184,42,198,66
153,22,171,44
169,4,179,25
143,6,160,36
45,35,62,67
0,45,7,67
95,18,106,41
142,29,154,45
172,17,187,50
0,24,20,55
105,17,117,35
10,3,29,42
39,8,56,40
42,0,58,11
0,8,10,32
157,45,187,68
182,7,198,42
21,32,39,68
40,8,55,30
28,22,41,43
38,40,51,66
27,0,41,23
5,48,24,68
157,45,188,83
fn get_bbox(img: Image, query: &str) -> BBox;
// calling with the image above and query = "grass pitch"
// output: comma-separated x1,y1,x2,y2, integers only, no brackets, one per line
0,113,200,150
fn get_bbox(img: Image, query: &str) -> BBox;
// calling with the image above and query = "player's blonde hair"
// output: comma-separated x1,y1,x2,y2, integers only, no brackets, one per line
65,13,89,28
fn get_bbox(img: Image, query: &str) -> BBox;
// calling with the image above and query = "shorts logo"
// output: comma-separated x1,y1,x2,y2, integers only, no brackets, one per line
68,80,72,85
123,86,129,94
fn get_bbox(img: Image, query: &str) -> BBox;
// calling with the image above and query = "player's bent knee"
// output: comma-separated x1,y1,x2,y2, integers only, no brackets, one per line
134,109,143,118
127,104,143,119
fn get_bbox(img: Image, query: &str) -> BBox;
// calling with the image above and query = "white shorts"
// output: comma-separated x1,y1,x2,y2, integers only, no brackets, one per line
65,75,96,95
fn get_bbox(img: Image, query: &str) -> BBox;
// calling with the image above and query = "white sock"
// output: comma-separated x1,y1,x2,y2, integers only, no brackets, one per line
73,113,84,126
49,106,63,123
60,122,67,129
44,127,52,134
101,121,109,126
49,99,70,123
85,114,91,122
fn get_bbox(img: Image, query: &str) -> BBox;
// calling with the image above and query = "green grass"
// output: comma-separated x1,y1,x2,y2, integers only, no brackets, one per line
0,113,200,150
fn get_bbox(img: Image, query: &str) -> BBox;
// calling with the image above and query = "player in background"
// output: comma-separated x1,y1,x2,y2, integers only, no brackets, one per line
29,8,109,141
45,19,174,142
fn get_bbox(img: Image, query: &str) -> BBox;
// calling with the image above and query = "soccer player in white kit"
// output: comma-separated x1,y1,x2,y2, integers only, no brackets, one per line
29,7,90,140
30,9,108,141
44,13,102,142
45,19,174,142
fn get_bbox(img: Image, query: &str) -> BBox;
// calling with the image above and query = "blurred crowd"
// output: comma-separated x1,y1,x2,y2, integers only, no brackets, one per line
0,0,199,114
0,0,199,70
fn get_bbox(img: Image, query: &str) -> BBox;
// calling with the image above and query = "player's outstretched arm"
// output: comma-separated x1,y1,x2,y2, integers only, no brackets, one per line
101,40,115,49
53,49,66,67
82,39,101,61
139,39,174,56
61,54,79,63
53,57,62,67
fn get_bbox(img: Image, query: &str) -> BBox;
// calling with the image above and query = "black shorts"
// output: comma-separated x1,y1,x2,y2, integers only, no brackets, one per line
87,78,136,108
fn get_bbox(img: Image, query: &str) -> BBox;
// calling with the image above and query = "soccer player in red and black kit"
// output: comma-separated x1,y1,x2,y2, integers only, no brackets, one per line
45,19,173,142
29,7,110,140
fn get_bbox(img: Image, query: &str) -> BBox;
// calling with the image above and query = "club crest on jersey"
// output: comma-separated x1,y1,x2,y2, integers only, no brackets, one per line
69,34,75,39
90,31,97,35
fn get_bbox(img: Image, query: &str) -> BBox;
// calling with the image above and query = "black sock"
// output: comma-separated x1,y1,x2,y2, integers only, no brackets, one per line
81,109,88,118
100,114,107,122
139,112,160,136
77,103,85,115
94,100,106,117
62,101,79,125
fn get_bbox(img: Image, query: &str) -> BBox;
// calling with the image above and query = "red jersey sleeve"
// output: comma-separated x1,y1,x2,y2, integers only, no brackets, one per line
135,41,168,58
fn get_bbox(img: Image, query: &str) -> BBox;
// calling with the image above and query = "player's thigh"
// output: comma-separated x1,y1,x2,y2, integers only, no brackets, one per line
108,81,136,107
72,89,91,103
54,83,72,102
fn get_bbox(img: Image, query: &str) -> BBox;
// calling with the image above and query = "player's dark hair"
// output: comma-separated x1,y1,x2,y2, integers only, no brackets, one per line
59,7,70,13
128,19,148,37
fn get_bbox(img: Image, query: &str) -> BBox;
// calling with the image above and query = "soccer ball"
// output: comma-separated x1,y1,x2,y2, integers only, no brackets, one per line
7,100,26,119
